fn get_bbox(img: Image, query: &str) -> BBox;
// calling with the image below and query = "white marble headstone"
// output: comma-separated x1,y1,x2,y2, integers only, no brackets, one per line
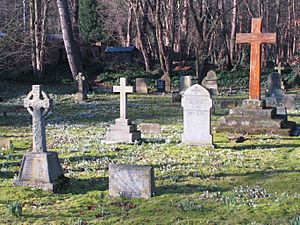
181,84,213,146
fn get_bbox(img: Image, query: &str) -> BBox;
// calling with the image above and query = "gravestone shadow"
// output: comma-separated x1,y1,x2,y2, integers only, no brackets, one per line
156,183,230,196
59,177,108,195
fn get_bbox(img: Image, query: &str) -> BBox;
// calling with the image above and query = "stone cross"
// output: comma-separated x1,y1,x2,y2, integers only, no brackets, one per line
76,72,85,93
236,18,276,100
275,62,284,74
24,85,52,152
113,78,133,120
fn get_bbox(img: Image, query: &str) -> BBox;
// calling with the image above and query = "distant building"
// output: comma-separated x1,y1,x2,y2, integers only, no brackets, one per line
104,46,143,63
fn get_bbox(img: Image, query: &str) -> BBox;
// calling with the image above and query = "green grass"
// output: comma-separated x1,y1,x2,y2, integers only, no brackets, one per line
0,82,300,224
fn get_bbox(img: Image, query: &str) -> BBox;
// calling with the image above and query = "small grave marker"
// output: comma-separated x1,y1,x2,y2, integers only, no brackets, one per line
0,140,12,150
135,78,148,94
140,123,161,134
156,79,165,93
109,164,155,199
75,72,87,102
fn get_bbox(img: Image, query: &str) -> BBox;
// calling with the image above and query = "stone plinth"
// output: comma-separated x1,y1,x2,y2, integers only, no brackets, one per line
216,102,296,135
14,152,65,192
109,164,155,199
105,119,141,144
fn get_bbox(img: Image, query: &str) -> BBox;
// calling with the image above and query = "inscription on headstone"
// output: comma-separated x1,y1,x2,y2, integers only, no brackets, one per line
182,84,213,146
109,164,154,199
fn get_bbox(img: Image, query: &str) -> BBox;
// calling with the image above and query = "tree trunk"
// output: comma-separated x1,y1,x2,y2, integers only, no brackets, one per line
56,0,83,80
229,0,237,63
29,0,37,77
126,3,133,46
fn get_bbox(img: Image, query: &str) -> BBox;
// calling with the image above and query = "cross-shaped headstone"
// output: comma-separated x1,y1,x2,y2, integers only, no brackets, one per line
113,78,133,120
76,72,85,93
236,18,276,100
24,85,52,152
275,62,284,74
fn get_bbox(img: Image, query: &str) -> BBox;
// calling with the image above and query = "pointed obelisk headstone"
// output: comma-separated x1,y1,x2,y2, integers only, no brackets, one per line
105,78,141,143
182,84,213,146
75,72,87,102
14,85,66,192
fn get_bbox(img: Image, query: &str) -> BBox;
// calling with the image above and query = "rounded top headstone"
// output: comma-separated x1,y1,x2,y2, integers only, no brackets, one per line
205,70,218,81
183,84,210,97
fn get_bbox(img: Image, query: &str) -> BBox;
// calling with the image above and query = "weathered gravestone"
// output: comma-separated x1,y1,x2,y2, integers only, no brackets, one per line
160,74,171,92
283,95,296,110
75,73,87,102
156,79,165,93
105,78,141,143
274,62,285,89
14,85,66,192
109,164,154,199
201,70,219,96
140,123,161,134
180,75,192,93
217,18,296,135
0,140,12,150
267,72,282,97
182,84,213,146
135,78,148,94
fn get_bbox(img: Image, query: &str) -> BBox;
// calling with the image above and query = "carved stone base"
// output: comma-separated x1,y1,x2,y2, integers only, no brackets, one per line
14,152,66,192
105,119,141,144
216,106,296,136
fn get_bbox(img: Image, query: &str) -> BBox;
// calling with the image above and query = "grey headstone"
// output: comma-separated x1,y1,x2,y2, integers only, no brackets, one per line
267,72,282,97
0,140,12,150
14,85,65,192
180,75,192,92
140,123,161,134
109,164,155,199
201,70,219,96
136,78,148,94
181,84,213,146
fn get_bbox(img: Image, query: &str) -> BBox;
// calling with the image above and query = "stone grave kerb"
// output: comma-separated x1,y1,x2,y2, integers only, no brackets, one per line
24,85,52,153
113,77,133,124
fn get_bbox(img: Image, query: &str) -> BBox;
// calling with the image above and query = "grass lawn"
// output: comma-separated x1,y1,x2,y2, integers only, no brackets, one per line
0,82,300,224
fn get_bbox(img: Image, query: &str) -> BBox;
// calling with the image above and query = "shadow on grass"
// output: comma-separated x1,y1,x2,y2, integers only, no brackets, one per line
59,177,108,195
214,169,300,179
0,171,15,179
156,183,230,196
217,143,300,150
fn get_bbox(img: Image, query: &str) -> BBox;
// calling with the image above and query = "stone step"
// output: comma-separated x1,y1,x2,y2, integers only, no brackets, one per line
109,124,137,132
216,125,293,136
218,116,286,128
105,131,141,143
229,107,277,119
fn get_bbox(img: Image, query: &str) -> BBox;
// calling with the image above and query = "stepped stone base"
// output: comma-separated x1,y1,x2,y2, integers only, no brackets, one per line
14,152,66,192
105,119,141,144
216,100,296,136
